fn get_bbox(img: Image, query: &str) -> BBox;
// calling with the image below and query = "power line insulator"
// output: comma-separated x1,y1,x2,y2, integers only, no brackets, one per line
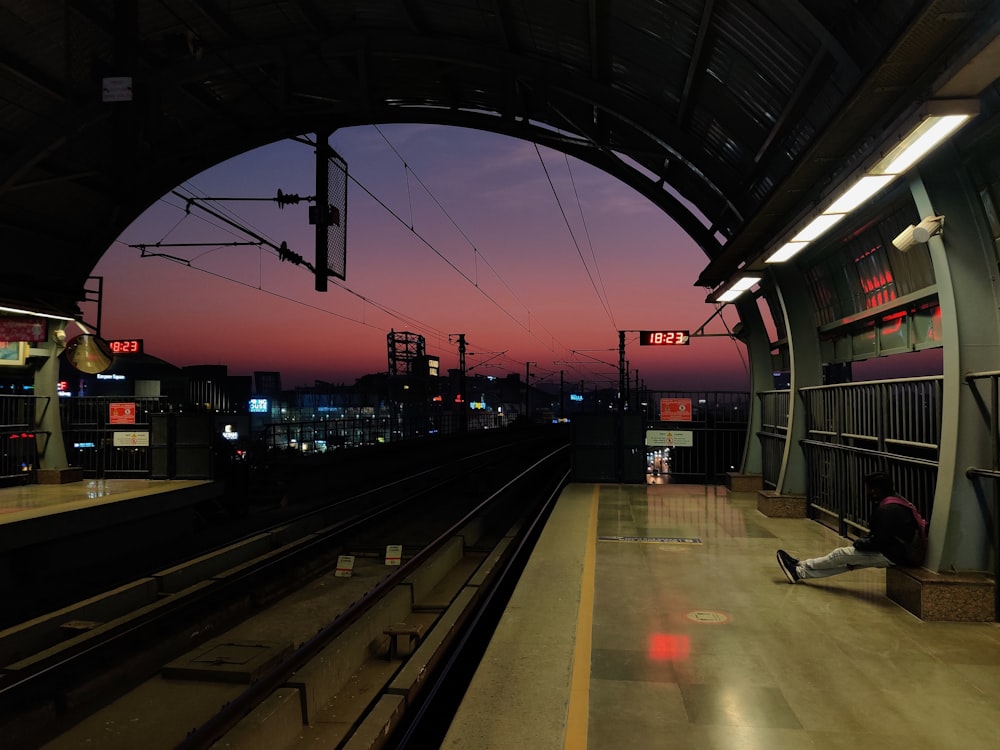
276,189,303,208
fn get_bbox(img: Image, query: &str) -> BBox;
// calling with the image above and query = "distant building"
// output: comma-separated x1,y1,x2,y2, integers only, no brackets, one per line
254,371,282,397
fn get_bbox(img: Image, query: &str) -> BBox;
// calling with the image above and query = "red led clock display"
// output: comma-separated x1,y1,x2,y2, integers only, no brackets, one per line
638,330,690,346
106,339,143,354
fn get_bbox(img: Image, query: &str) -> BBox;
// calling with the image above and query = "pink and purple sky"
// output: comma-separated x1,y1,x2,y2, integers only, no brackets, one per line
87,124,758,392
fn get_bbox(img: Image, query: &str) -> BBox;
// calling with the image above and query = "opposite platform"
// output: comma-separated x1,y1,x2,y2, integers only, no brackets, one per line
0,478,220,553
445,482,1000,750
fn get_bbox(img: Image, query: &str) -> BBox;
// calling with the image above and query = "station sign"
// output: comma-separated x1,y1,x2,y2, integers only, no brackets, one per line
109,402,136,424
646,430,693,447
660,397,692,421
113,431,149,447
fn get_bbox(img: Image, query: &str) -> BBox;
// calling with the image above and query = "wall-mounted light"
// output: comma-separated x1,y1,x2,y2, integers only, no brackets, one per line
759,99,977,266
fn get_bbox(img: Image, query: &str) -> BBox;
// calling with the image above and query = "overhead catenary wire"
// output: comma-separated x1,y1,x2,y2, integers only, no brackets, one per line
366,126,573,357
534,143,618,331
130,133,617,385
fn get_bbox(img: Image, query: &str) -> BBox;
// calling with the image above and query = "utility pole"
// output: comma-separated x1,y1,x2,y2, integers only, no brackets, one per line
450,334,467,432
559,370,565,419
525,361,536,420
618,330,626,412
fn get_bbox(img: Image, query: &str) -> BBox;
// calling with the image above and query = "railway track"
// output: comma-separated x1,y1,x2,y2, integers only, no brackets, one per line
0,431,570,749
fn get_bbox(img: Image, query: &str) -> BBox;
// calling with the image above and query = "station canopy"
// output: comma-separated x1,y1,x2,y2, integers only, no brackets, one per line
0,1,995,315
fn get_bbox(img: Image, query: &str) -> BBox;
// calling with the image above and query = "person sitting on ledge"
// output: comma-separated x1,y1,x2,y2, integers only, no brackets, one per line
776,471,927,584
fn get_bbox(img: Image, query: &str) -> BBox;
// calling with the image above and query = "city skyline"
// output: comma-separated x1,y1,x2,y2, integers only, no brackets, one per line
87,124,757,392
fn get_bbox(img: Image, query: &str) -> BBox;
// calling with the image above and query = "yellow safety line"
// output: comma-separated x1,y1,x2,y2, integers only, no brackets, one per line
564,485,599,750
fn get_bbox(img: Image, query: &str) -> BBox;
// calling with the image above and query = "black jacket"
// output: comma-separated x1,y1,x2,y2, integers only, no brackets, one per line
853,497,923,565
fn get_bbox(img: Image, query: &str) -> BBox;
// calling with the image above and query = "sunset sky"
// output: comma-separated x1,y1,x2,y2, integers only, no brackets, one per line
90,124,758,392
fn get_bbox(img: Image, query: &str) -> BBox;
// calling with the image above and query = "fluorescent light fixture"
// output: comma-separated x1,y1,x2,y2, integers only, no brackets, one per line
872,114,972,175
824,175,895,214
0,305,74,321
729,275,761,292
758,100,977,268
715,274,761,303
707,100,978,306
791,213,846,243
766,241,807,264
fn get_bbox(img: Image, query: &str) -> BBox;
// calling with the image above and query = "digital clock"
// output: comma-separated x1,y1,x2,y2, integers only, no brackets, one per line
638,330,690,346
106,338,143,354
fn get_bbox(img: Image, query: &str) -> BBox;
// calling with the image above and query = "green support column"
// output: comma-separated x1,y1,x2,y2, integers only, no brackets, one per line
734,295,773,475
910,144,1000,574
33,337,70,470
772,266,824,495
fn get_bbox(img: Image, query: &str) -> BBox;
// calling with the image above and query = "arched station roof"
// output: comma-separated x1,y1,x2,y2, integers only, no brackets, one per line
1,0,996,316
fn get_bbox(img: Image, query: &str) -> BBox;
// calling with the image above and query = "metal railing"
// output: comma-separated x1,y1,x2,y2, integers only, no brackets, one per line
964,369,1000,619
640,391,751,484
261,410,519,453
758,390,790,488
60,397,167,477
799,377,942,535
0,395,44,483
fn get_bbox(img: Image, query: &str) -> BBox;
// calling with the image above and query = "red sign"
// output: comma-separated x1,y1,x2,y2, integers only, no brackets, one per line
109,402,136,425
660,398,692,422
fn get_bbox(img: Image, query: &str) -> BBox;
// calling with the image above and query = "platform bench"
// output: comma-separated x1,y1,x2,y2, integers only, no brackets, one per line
886,566,995,622
756,490,807,518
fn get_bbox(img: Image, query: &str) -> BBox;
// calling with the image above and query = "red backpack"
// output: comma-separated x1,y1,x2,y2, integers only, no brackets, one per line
880,495,929,566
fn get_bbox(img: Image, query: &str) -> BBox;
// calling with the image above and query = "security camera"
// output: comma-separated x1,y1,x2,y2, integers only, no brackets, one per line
892,215,944,252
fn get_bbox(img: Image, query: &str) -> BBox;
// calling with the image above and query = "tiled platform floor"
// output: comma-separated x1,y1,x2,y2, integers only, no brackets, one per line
446,482,1000,749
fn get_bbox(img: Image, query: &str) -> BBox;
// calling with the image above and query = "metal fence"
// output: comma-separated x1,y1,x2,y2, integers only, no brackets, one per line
0,394,44,483
964,369,1000,619
798,377,942,536
261,410,518,453
60,397,167,477
640,391,751,484
758,389,790,489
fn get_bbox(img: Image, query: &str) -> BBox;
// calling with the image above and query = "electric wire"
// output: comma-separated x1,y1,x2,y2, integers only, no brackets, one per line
534,144,617,330
564,153,616,326
132,139,614,387
369,125,570,356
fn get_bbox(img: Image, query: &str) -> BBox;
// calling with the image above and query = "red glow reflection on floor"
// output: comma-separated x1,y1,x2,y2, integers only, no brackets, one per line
648,633,690,661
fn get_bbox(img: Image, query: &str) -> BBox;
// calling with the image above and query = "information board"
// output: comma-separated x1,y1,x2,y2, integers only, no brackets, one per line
660,398,692,421
109,402,136,425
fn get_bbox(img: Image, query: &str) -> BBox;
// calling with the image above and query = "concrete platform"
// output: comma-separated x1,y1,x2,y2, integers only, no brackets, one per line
0,478,220,552
445,482,1000,749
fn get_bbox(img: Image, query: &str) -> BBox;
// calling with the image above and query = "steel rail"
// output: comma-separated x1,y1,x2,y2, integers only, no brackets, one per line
0,437,566,747
175,443,570,749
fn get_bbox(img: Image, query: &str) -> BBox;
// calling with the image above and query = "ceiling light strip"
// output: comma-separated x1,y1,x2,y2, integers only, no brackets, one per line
758,102,977,267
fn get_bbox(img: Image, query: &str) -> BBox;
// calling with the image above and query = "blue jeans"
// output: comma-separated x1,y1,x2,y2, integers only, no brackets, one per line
797,545,892,579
